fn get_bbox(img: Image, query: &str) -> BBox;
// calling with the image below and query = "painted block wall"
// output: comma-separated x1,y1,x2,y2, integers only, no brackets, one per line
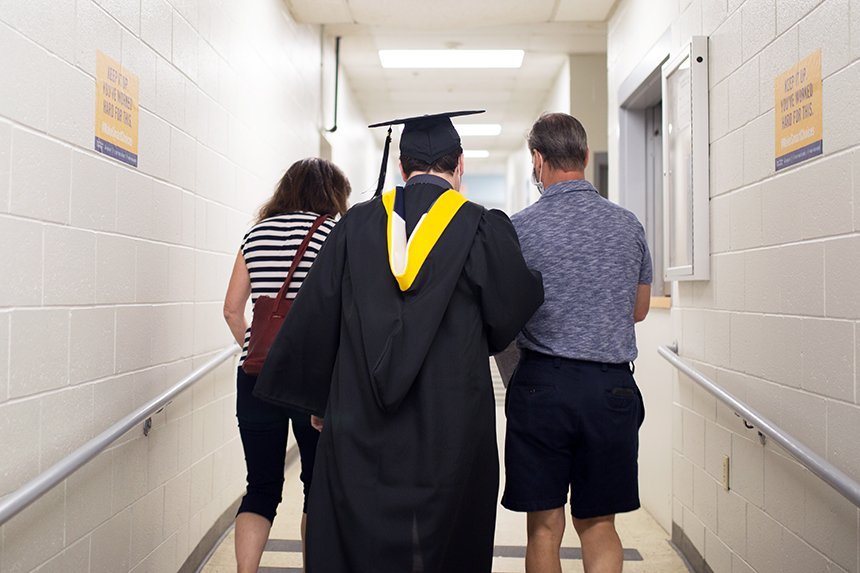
319,34,383,204
506,58,571,214
608,1,860,572
506,54,608,211
569,54,609,185
634,310,675,533
0,1,329,571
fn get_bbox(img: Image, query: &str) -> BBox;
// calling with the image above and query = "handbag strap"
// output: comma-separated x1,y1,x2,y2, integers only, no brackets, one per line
272,213,330,315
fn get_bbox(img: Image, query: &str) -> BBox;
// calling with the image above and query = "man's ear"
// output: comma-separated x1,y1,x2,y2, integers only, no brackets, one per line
398,160,407,182
584,148,590,170
458,153,465,177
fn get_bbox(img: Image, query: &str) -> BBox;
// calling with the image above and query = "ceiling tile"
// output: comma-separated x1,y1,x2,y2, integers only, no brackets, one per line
348,0,557,28
554,0,617,22
284,0,353,23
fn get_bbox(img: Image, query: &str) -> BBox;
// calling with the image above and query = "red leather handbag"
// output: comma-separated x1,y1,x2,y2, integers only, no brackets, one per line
242,214,329,375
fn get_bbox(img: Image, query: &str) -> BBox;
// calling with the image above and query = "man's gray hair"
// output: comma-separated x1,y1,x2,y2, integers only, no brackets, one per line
527,113,588,172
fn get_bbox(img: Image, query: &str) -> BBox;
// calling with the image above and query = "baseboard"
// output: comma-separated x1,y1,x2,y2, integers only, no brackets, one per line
181,445,300,573
671,521,714,573
179,497,242,573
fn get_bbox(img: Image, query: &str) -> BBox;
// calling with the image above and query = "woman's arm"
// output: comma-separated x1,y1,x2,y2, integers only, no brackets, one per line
223,250,252,345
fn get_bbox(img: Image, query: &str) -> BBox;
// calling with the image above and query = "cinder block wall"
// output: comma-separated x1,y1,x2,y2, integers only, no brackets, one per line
0,1,325,571
569,54,608,186
608,1,860,572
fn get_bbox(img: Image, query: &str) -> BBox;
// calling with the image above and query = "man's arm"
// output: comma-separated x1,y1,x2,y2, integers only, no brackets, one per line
465,209,544,354
634,219,653,323
634,283,651,322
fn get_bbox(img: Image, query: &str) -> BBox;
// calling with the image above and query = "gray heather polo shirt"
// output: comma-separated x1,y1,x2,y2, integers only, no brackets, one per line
511,179,652,363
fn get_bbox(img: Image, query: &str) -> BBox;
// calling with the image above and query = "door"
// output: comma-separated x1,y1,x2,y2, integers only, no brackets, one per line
645,103,665,296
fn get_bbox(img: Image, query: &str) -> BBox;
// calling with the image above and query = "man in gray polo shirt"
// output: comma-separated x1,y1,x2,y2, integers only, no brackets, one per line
502,113,652,573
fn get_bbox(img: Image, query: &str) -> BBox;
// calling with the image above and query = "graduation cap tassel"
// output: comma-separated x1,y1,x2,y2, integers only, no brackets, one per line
375,126,393,198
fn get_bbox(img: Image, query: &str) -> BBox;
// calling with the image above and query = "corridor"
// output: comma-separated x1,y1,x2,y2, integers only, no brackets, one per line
0,0,859,572
199,369,690,573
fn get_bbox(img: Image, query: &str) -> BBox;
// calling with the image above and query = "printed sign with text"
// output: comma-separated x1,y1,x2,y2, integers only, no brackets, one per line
94,51,139,167
774,50,822,171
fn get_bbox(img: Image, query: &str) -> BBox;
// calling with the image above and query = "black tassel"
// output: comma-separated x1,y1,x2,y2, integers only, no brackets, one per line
375,126,392,197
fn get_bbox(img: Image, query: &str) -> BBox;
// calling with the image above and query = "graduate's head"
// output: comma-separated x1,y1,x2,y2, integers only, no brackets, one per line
399,148,463,180
528,113,589,174
369,110,484,195
258,157,351,222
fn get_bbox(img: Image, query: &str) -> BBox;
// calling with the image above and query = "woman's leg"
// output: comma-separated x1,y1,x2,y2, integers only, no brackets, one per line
301,512,308,565
289,412,321,571
235,368,290,572
235,512,273,573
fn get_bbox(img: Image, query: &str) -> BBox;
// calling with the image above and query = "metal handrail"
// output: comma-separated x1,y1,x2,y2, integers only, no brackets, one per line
0,343,241,525
658,345,860,508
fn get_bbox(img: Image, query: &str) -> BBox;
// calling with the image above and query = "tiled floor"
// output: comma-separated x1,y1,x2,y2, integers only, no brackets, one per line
203,366,689,573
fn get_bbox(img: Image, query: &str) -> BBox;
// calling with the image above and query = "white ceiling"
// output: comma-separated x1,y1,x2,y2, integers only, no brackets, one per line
285,0,614,173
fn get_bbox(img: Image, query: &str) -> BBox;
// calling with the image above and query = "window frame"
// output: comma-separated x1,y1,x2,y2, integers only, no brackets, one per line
661,36,710,282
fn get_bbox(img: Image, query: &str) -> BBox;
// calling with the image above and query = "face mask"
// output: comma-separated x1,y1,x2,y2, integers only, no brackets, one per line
531,158,544,194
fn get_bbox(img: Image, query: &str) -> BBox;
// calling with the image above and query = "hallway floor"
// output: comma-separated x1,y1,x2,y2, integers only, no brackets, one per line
202,367,689,573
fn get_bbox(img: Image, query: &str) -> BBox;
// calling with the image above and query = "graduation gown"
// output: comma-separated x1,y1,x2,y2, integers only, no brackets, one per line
254,181,544,573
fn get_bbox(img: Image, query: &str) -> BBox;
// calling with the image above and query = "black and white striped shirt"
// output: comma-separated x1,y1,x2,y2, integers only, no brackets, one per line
239,212,336,366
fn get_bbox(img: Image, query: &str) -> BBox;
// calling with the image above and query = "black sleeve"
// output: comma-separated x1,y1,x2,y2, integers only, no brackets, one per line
465,209,544,354
252,217,346,416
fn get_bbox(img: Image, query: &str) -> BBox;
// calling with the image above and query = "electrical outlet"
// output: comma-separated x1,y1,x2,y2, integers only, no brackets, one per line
722,456,730,491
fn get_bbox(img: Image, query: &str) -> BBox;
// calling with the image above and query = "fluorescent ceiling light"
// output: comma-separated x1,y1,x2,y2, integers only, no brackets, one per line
379,50,524,69
464,150,490,158
454,123,502,136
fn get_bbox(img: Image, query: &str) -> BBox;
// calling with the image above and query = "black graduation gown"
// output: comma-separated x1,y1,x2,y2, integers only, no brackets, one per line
254,182,544,573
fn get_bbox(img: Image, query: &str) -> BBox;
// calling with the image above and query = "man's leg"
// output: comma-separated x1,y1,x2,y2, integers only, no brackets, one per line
526,508,566,573
572,514,622,573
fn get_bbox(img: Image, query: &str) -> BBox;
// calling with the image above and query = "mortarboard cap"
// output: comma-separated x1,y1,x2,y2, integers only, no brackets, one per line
369,110,485,197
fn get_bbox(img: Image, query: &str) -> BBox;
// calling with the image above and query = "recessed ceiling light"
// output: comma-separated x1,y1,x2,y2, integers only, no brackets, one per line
454,124,502,136
464,150,490,158
378,50,524,69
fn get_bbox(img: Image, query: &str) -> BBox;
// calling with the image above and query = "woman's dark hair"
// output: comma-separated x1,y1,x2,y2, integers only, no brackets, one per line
527,113,588,172
257,158,351,222
400,147,462,179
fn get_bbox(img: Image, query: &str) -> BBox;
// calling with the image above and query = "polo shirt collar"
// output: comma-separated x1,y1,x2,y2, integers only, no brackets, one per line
542,178,597,198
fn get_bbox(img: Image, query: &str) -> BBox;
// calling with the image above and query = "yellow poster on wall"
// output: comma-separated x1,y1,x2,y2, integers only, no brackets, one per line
774,49,822,171
94,51,139,167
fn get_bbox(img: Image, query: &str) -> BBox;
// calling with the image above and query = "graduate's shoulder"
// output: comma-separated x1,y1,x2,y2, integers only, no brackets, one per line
456,200,520,247
462,201,516,232
456,196,506,222
350,192,384,211
338,194,385,225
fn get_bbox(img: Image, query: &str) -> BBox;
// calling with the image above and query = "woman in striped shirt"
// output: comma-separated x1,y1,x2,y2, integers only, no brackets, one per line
223,157,350,573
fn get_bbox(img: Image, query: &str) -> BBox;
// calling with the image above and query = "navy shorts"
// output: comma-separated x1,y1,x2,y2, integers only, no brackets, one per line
501,350,645,520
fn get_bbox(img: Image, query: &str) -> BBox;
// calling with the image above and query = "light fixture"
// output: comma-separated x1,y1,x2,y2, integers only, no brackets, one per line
464,150,490,158
378,50,524,69
454,124,502,136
